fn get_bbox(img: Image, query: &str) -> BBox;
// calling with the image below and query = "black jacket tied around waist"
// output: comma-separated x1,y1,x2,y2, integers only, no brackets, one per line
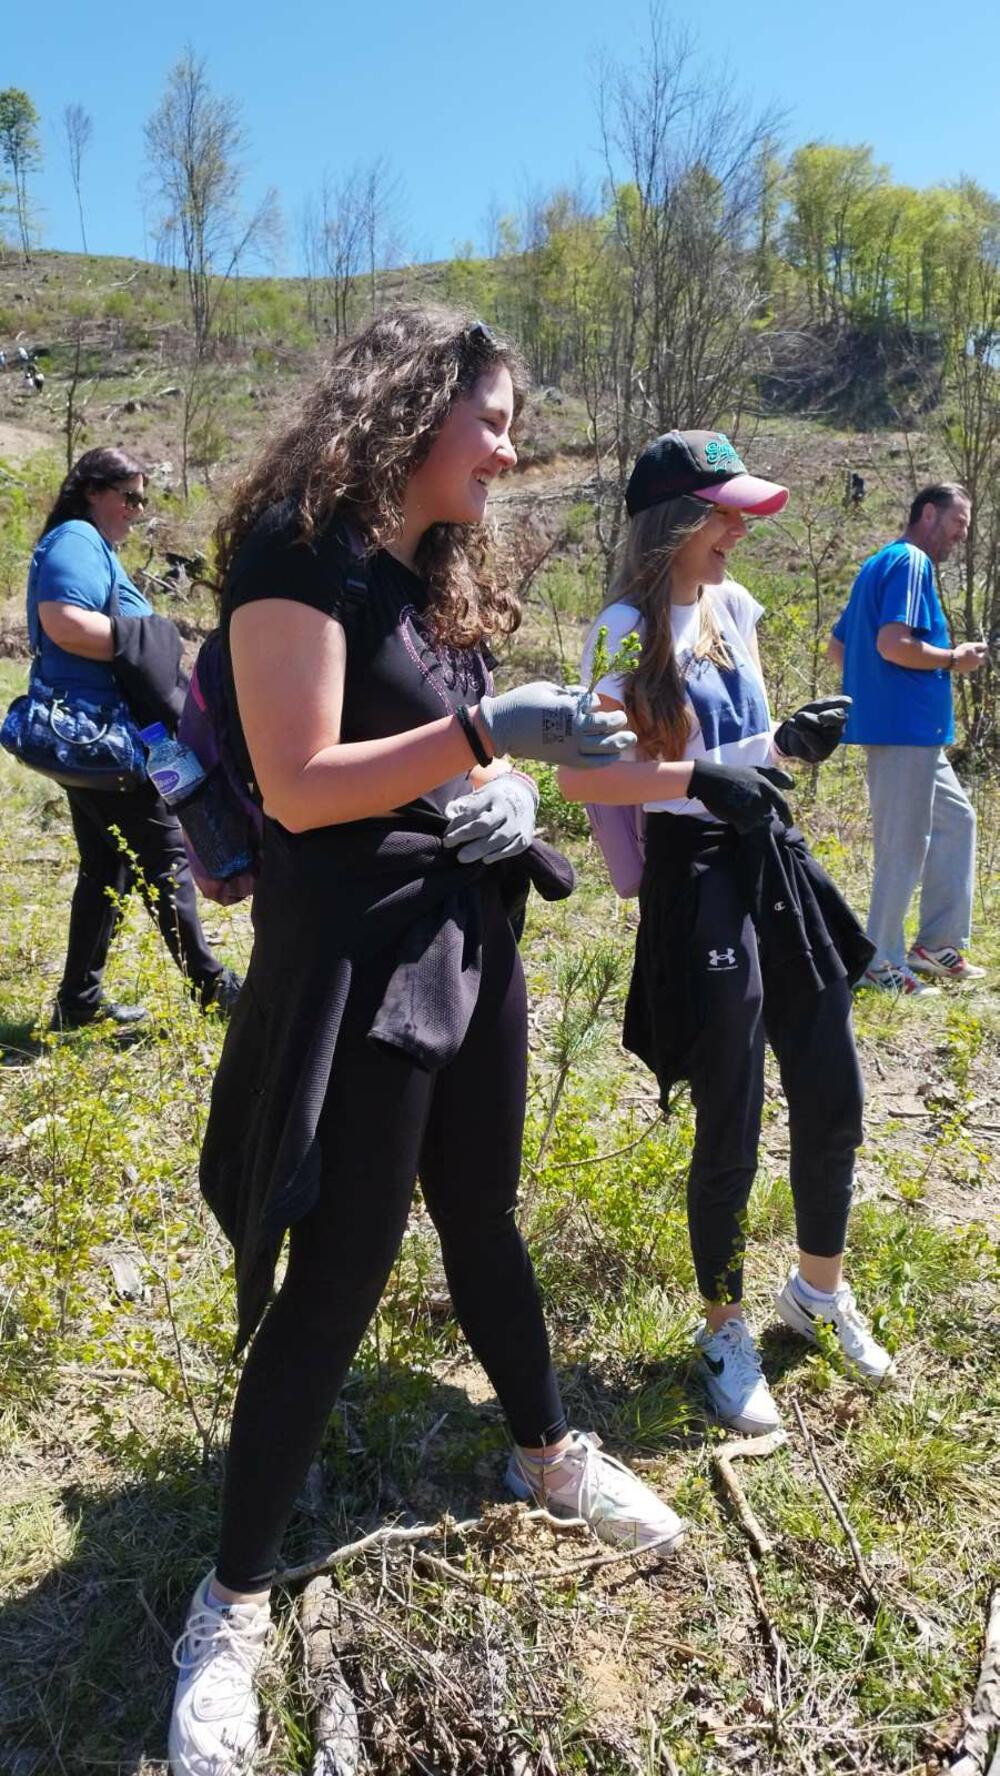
200,810,574,1346
623,813,875,1108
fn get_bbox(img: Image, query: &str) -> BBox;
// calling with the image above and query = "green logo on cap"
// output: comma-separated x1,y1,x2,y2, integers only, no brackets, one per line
704,435,745,473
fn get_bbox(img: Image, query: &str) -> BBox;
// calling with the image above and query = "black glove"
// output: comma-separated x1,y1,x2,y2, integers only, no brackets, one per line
773,696,852,764
689,760,794,833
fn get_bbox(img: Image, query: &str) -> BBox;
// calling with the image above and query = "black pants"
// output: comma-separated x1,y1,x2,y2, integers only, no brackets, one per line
216,884,565,1593
684,859,864,1305
56,784,222,1017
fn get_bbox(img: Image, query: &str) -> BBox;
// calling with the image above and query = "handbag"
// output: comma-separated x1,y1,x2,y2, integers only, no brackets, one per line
1,582,148,792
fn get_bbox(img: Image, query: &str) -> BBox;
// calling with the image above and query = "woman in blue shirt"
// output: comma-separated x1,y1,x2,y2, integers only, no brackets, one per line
27,447,236,1027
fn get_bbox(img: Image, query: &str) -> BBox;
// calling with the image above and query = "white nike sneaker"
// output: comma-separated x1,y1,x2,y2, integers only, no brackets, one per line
168,1573,271,1776
506,1429,686,1553
774,1269,893,1381
694,1318,782,1434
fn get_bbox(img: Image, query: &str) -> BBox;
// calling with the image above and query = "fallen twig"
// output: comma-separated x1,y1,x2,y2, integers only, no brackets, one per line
790,1398,878,1613
135,1584,173,1649
299,1576,360,1776
275,1504,594,1589
951,1588,1000,1776
711,1430,787,1557
744,1552,791,1714
413,1527,682,1591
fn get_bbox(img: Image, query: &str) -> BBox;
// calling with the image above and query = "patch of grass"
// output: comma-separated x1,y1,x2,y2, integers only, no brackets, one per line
2,459,1000,1770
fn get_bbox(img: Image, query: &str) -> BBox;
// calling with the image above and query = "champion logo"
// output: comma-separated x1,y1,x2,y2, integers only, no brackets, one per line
707,947,737,971
774,900,786,912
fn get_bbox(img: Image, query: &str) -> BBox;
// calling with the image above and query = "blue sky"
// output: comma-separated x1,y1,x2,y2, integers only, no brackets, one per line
5,0,1000,269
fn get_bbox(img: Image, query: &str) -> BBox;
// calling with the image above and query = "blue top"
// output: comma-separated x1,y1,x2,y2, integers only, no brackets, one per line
584,581,776,818
832,539,953,745
27,519,152,696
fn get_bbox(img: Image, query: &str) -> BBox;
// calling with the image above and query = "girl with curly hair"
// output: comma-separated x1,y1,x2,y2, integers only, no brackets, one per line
168,307,699,1776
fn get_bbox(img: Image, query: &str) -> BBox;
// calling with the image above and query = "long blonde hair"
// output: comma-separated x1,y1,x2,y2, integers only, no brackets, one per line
605,495,733,760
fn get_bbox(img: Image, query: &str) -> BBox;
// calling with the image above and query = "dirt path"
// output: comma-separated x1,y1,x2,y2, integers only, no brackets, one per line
0,419,53,465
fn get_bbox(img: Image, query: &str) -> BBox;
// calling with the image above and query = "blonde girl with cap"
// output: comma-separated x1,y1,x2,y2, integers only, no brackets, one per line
560,430,892,1439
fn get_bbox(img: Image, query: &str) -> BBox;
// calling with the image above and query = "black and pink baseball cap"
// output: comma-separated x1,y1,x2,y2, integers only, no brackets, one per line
625,430,789,518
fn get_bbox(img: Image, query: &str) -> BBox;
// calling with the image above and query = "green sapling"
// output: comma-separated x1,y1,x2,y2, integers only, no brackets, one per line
588,624,643,693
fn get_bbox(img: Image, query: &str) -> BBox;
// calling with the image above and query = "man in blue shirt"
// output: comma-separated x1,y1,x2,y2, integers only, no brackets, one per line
829,483,986,994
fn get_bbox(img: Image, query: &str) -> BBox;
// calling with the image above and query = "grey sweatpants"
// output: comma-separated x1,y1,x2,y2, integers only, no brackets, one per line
864,745,976,969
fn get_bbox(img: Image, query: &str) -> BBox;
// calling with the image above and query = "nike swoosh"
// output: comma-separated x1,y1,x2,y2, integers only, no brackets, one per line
703,1355,725,1376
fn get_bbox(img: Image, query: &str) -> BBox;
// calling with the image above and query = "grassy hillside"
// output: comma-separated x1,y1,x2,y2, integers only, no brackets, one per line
1,248,999,1776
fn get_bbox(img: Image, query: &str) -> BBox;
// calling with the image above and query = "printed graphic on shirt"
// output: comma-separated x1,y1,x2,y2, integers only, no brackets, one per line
707,946,739,971
582,582,775,818
680,644,770,753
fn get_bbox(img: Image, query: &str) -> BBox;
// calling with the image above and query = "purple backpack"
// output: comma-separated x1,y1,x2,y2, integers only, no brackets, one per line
585,800,647,898
177,632,262,904
176,524,371,904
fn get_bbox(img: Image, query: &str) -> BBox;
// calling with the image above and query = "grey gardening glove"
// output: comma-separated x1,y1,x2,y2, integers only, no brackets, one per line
689,760,795,833
774,696,852,764
443,773,538,865
476,683,634,767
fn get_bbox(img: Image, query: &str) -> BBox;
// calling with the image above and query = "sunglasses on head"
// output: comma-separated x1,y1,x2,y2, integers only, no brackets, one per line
121,488,146,510
460,319,496,355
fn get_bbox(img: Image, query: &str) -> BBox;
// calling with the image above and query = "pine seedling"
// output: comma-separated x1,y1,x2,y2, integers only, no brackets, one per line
588,624,642,692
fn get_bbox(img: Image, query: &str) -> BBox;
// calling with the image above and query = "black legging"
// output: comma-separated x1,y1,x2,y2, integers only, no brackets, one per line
216,882,566,1593
57,783,223,1017
682,857,864,1305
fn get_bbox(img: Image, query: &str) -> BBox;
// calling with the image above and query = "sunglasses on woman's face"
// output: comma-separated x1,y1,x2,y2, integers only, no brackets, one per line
121,488,146,510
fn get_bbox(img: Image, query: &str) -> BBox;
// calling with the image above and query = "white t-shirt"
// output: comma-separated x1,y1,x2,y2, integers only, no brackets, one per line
581,580,777,818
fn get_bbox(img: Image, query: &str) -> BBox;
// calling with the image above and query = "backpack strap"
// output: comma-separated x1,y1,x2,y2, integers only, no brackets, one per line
325,517,371,626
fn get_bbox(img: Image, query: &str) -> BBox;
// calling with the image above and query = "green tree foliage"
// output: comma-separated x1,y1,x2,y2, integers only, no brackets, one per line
781,143,991,332
144,48,280,351
0,87,41,261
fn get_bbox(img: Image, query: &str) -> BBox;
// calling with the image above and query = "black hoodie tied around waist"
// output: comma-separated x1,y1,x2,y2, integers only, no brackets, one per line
200,809,574,1347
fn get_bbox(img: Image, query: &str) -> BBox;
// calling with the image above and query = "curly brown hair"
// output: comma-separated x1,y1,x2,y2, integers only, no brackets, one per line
215,306,529,649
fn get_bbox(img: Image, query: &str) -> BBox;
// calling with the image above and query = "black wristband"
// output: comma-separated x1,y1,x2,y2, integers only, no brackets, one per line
455,704,492,768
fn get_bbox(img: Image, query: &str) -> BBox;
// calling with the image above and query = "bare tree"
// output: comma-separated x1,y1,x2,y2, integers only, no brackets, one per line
359,158,402,311
582,14,782,574
63,103,93,254
144,48,281,351
305,160,401,340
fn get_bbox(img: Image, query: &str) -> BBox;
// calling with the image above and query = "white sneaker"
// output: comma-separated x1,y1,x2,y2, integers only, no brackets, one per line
907,944,985,981
505,1429,686,1552
168,1573,270,1776
774,1269,893,1382
861,962,940,999
694,1319,782,1434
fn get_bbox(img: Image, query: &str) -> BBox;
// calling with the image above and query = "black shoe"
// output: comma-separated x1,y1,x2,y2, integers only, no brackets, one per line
50,996,148,1032
200,968,242,1018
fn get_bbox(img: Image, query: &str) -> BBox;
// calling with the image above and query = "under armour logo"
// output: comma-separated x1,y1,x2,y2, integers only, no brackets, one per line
708,947,737,970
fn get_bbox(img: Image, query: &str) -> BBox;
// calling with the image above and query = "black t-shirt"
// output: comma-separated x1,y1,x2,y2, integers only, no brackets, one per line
223,500,491,818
